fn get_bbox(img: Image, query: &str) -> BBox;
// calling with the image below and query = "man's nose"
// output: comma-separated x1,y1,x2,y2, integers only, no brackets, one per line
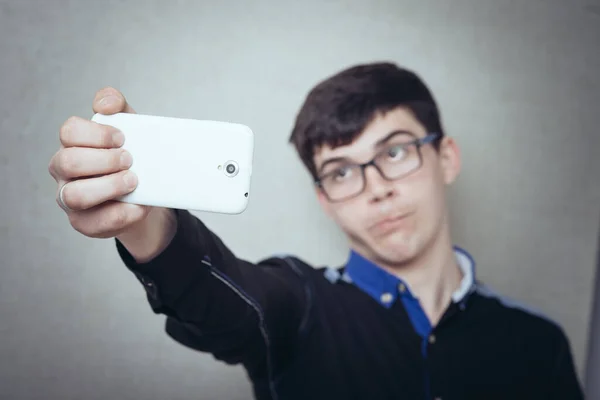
363,165,395,202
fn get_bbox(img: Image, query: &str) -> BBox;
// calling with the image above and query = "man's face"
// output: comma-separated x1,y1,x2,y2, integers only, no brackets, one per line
313,107,461,266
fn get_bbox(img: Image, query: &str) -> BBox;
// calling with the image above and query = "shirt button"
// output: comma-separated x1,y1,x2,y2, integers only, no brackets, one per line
398,283,406,293
429,334,436,344
139,276,157,298
380,292,393,304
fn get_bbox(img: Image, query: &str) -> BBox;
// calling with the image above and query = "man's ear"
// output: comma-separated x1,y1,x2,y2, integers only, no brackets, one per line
438,136,462,185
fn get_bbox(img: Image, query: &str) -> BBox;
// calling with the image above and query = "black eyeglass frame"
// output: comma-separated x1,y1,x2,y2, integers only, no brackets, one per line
314,132,442,202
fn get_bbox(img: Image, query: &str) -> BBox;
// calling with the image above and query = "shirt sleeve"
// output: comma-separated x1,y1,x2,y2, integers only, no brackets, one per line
547,329,584,400
115,209,312,378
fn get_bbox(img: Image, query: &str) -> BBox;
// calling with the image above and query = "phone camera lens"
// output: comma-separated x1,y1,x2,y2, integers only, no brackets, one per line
223,161,239,177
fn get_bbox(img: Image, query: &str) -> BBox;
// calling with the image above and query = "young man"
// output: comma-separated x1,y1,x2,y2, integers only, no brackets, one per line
49,62,583,399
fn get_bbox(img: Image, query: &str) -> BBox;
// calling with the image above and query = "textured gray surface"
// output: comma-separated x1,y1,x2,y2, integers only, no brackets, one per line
1,0,599,399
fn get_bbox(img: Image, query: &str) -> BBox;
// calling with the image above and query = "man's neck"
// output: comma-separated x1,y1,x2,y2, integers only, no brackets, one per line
379,230,463,326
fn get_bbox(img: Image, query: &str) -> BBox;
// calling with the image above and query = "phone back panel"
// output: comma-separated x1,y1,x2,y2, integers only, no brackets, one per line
91,113,254,214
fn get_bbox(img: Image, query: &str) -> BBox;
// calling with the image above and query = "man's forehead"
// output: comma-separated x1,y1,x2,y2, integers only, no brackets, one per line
314,108,425,163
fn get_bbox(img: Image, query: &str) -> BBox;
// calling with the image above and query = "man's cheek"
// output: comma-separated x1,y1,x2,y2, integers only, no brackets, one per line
338,210,361,231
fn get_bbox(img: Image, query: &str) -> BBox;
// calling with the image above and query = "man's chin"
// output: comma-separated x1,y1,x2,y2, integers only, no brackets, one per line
371,232,420,265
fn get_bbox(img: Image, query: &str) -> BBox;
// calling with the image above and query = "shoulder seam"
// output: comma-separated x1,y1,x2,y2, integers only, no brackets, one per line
473,283,559,327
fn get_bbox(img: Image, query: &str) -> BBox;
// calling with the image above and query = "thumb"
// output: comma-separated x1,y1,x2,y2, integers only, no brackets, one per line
92,86,136,115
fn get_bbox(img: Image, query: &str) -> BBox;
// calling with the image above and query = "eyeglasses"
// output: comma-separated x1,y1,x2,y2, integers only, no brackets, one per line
315,132,441,202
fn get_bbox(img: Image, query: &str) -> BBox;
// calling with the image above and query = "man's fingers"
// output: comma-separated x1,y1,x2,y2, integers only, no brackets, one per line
59,170,138,211
50,147,133,180
59,116,125,148
52,86,148,239
68,201,150,238
48,151,61,182
92,87,136,115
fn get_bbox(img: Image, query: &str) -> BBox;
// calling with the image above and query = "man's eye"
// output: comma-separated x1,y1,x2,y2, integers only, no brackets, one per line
333,167,353,180
387,145,407,160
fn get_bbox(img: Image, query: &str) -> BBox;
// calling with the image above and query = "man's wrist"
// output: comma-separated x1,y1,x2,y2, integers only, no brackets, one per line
116,207,178,263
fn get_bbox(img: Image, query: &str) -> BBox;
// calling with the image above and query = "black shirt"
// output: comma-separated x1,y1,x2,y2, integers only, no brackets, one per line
116,209,584,400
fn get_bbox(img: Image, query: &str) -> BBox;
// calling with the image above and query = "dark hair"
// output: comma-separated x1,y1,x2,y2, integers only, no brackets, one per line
289,62,445,178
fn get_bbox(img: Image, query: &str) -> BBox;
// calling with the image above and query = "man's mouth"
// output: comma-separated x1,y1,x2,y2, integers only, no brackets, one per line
369,212,413,235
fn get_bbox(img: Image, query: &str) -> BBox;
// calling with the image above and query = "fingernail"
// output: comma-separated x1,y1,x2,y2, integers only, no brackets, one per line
120,151,132,168
99,95,117,106
123,171,137,189
112,130,125,147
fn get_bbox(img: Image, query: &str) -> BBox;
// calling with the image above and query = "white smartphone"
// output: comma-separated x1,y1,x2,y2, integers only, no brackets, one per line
91,112,254,214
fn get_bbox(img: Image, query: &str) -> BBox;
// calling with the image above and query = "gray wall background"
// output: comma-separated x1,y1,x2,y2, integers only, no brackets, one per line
1,0,599,399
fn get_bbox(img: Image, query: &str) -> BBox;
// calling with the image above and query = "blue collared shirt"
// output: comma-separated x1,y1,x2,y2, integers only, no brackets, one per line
343,246,476,346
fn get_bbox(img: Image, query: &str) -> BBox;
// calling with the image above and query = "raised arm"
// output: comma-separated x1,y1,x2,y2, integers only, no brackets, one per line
116,208,311,376
49,87,312,383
